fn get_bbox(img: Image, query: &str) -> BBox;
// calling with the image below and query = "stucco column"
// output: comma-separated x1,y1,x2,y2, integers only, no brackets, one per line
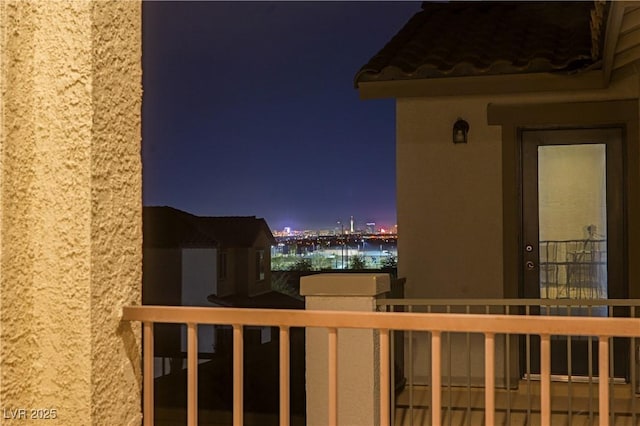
301,273,390,426
0,1,141,424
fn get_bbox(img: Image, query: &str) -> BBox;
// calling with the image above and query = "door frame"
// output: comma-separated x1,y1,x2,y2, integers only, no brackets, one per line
487,99,638,300
519,127,627,378
488,99,639,382
520,127,626,300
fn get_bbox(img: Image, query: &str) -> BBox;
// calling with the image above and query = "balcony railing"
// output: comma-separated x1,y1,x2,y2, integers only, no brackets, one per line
378,298,640,426
122,304,640,426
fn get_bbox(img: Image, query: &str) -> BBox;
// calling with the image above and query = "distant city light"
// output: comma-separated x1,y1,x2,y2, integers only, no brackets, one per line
272,220,396,238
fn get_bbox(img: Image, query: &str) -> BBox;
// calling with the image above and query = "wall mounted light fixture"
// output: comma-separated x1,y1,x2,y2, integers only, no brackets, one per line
453,119,469,144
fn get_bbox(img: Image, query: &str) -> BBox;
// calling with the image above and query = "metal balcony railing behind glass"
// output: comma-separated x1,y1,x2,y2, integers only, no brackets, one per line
540,239,607,299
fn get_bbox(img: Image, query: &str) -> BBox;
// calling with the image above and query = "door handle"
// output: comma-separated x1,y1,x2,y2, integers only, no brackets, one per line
525,260,535,270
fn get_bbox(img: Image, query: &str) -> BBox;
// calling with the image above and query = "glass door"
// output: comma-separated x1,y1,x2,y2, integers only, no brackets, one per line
521,128,626,378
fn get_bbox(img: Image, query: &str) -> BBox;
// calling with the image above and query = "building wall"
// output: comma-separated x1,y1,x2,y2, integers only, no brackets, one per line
396,74,640,384
612,4,640,77
250,233,274,296
397,97,504,298
216,248,235,297
0,1,141,424
181,248,217,354
142,248,181,357
235,248,250,296
143,248,181,305
181,248,217,306
396,74,639,299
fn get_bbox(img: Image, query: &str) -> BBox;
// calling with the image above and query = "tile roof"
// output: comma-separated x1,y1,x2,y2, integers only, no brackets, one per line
143,206,218,248
207,292,304,310
197,216,276,247
143,206,275,249
355,1,608,85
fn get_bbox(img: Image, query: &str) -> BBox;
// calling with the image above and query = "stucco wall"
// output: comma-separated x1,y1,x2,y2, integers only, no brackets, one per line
398,97,504,298
0,1,141,424
396,75,639,299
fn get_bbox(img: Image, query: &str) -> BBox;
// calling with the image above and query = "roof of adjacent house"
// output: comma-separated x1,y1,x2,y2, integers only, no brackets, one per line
207,292,304,310
143,206,218,248
355,1,608,86
143,206,275,249
197,216,276,247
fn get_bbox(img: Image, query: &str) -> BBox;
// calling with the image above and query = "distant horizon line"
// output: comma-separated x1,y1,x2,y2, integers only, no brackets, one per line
142,204,396,233
272,223,398,233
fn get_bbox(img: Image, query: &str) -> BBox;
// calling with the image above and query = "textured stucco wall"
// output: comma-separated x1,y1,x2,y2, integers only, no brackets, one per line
396,75,638,299
0,1,141,424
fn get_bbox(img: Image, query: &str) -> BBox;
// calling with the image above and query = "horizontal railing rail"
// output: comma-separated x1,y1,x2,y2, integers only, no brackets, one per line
377,298,640,307
122,305,640,426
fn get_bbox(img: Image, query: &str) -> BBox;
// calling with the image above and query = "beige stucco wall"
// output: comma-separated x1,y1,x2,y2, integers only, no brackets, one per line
397,74,639,298
0,1,142,424
398,97,504,298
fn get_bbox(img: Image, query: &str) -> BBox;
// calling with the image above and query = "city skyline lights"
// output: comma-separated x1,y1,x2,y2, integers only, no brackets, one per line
273,217,397,237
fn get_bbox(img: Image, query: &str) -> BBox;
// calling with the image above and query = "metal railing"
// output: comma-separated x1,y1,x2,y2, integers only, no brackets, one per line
377,298,640,426
540,239,607,299
123,304,640,426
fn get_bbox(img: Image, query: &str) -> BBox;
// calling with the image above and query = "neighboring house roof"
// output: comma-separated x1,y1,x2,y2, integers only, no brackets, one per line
143,206,275,249
197,216,276,248
143,206,218,248
355,1,608,85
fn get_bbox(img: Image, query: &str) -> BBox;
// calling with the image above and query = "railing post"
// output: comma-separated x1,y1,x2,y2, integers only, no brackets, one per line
233,324,244,426
380,329,391,426
540,334,551,426
431,331,442,426
187,323,198,426
328,327,338,425
485,332,495,426
143,322,154,426
301,273,391,426
280,326,290,426
599,336,610,426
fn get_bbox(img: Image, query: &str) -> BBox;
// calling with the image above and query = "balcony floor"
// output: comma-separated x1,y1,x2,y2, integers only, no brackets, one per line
395,381,640,426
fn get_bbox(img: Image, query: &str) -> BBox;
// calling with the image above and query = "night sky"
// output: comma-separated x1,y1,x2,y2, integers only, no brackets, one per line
142,1,421,231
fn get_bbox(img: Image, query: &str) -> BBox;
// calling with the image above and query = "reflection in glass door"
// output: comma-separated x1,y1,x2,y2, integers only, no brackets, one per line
538,144,608,303
521,128,626,379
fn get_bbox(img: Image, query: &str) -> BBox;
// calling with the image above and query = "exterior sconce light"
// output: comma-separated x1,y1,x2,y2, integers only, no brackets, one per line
453,119,469,144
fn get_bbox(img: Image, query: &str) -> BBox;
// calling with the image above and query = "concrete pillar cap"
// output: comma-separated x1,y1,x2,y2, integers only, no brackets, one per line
300,273,390,297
